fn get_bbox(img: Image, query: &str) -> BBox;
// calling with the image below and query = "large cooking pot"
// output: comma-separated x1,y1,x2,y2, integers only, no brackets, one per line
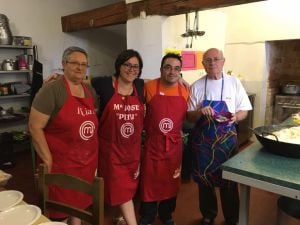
281,84,300,95
252,124,300,158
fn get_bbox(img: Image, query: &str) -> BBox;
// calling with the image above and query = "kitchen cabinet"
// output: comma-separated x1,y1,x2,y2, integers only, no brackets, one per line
0,44,33,133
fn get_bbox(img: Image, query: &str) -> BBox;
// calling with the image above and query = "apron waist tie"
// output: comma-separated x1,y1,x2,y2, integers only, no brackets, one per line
164,133,179,152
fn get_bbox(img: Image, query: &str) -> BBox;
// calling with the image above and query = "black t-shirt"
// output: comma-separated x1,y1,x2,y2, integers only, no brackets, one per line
91,76,144,117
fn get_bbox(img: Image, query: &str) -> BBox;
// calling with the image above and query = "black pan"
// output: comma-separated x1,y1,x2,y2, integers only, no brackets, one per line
251,125,300,159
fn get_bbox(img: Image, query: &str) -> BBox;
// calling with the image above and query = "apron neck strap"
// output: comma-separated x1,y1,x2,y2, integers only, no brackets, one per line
204,74,224,100
114,77,138,96
63,76,90,97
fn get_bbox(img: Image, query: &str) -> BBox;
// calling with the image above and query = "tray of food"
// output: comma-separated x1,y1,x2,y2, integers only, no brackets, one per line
251,124,300,158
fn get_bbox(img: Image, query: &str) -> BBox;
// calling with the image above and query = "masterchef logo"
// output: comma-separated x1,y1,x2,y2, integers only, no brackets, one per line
120,122,134,138
79,121,96,141
159,118,173,133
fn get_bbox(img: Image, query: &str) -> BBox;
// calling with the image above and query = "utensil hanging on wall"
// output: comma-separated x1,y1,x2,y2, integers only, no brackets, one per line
183,13,190,48
181,11,205,48
30,45,43,104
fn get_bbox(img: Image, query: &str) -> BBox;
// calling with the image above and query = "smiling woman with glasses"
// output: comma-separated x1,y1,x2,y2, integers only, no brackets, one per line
29,46,99,225
91,49,145,225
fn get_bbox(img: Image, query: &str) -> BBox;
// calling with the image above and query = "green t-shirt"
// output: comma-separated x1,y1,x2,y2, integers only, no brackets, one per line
32,77,98,123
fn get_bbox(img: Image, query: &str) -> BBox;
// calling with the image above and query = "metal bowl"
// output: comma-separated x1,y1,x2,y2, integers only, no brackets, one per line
252,125,300,158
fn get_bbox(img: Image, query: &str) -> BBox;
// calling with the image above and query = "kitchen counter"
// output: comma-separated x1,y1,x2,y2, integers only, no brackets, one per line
222,141,300,225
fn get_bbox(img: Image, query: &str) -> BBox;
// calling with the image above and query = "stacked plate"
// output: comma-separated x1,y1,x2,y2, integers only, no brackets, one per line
0,170,12,186
39,222,68,225
0,190,41,225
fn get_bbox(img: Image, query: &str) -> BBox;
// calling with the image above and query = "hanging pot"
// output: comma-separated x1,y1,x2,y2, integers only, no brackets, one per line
0,14,13,45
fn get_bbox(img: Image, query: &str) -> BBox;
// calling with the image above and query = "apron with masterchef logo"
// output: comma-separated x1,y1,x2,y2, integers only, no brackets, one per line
45,78,98,218
98,79,144,206
140,79,187,201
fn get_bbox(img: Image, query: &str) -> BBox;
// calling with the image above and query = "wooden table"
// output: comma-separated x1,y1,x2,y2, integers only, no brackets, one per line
0,187,51,224
222,142,300,225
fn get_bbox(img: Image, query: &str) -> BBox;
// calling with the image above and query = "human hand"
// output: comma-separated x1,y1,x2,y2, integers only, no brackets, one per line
228,113,236,125
173,166,181,178
200,106,215,117
44,73,62,84
133,163,140,179
178,77,190,90
44,161,52,173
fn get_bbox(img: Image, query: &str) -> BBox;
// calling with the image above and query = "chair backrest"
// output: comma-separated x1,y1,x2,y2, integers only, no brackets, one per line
38,164,104,225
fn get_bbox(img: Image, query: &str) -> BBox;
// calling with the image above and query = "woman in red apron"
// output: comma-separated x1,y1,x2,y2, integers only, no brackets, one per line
95,50,144,225
139,54,188,225
29,47,98,225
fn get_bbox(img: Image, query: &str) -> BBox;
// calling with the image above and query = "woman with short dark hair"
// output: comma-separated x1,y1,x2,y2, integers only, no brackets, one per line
92,49,144,225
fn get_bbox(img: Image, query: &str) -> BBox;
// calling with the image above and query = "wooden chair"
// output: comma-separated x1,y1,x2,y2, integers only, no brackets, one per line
38,164,104,225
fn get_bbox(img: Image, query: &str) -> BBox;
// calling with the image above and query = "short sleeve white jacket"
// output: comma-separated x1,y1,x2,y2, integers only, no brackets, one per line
188,74,252,113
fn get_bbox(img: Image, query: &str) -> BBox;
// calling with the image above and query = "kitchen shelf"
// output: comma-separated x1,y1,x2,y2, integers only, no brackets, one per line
0,94,30,99
0,70,31,74
0,113,26,124
0,44,33,132
0,45,32,49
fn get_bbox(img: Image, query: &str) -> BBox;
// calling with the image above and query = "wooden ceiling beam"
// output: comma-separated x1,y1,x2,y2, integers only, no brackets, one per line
61,1,127,32
61,0,265,32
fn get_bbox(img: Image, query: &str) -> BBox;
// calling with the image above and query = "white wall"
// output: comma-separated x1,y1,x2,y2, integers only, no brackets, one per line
218,0,300,126
127,16,165,78
0,0,126,77
220,0,300,43
163,11,227,84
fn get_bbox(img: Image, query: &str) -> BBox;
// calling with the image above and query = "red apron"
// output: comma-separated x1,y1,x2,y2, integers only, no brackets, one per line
140,79,187,201
44,78,98,219
98,79,144,206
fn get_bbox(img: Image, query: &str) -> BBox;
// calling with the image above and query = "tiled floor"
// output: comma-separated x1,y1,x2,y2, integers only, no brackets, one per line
2,148,299,225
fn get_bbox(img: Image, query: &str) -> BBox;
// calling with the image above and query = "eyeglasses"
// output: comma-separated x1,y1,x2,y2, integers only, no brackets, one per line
202,58,224,64
122,63,140,71
66,61,89,69
162,64,181,73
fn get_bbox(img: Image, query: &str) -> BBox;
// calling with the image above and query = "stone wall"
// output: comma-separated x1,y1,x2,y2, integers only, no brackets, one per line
265,39,300,125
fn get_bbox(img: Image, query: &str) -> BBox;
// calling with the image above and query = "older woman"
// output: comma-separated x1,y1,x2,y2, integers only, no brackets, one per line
29,46,98,225
91,49,144,225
